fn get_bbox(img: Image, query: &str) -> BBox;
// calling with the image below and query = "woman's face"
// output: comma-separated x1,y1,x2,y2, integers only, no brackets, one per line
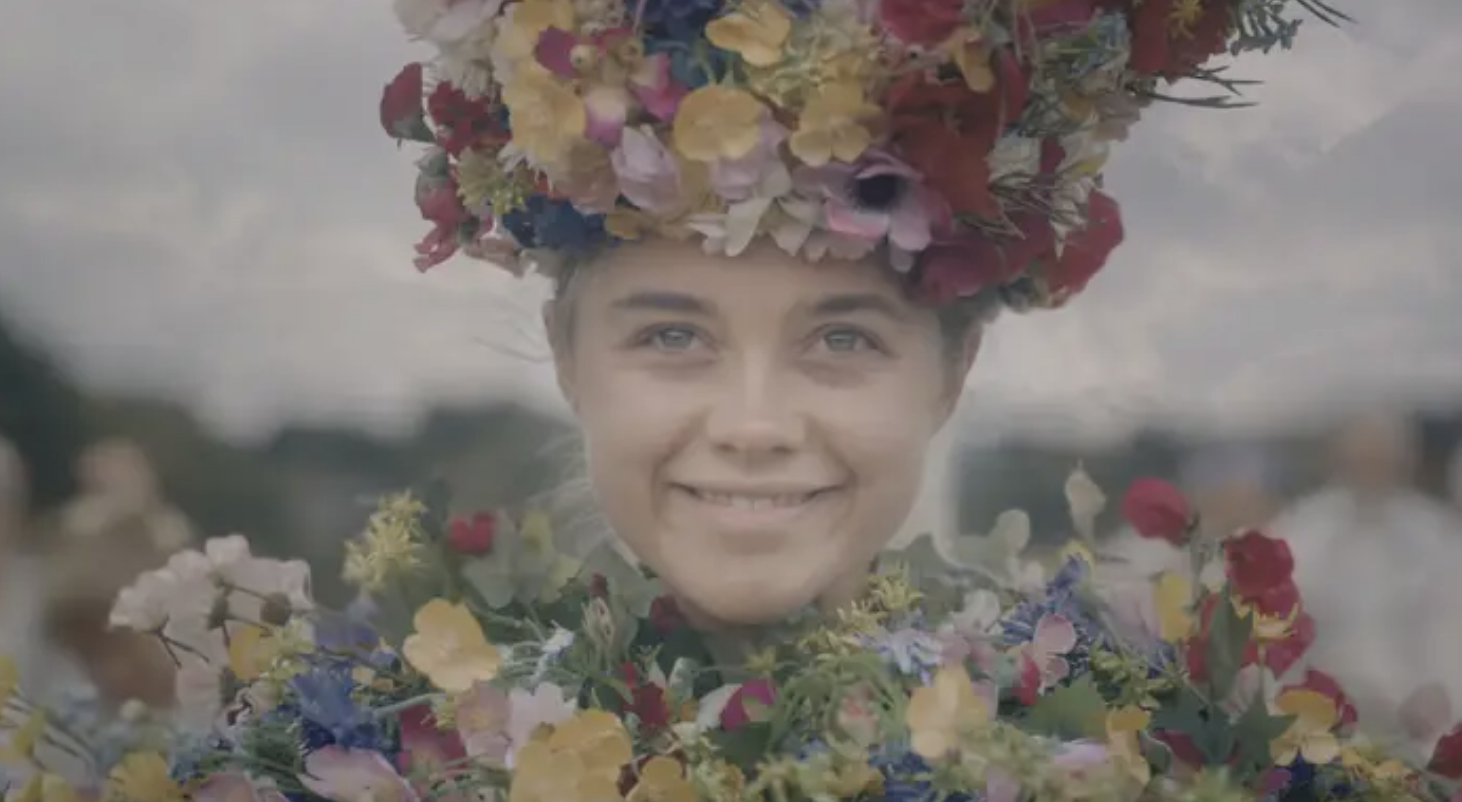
551,238,977,627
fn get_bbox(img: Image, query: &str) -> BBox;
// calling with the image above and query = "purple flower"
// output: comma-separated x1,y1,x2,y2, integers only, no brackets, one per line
710,117,787,200
794,150,948,269
611,126,683,214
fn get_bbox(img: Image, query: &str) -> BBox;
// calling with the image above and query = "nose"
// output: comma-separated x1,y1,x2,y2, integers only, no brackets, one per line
704,359,807,458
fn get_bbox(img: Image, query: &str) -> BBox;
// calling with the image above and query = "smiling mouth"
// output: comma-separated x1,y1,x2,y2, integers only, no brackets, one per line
675,486,835,510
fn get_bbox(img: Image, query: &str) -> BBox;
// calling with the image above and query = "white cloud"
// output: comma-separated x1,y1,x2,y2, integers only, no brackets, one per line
0,0,1458,448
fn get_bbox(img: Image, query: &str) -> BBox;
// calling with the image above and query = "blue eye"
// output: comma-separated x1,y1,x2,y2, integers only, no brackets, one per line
819,327,876,353
644,326,701,351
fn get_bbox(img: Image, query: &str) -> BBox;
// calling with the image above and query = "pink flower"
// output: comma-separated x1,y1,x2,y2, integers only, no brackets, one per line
453,682,511,764
710,117,787,200
300,747,419,802
1013,613,1077,703
412,171,472,272
794,149,948,269
720,679,777,730
611,127,684,214
398,702,467,779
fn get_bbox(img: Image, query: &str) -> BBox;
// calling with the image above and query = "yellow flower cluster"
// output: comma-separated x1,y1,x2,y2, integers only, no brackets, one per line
343,491,426,591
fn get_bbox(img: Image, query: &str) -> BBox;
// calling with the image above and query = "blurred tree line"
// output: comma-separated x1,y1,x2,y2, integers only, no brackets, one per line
6,308,1462,584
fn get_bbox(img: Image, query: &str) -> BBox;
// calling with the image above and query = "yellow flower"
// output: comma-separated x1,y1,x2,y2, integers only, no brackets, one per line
227,624,281,682
343,491,425,591
1106,706,1152,785
628,756,695,802
3,709,48,762
106,752,185,802
672,86,766,163
509,710,633,802
1340,743,1411,784
14,774,81,802
1152,571,1194,642
1271,689,1341,766
789,83,879,167
705,0,793,67
402,599,501,693
906,664,991,761
502,66,588,168
0,655,17,706
945,30,995,92
495,0,576,68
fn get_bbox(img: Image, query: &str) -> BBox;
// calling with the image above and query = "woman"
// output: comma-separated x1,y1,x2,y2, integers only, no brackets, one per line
88,2,1402,800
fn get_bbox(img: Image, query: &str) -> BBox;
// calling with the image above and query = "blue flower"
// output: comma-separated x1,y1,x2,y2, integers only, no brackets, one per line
864,628,943,682
871,749,975,802
637,0,720,39
282,666,393,752
1001,557,1108,676
500,195,609,254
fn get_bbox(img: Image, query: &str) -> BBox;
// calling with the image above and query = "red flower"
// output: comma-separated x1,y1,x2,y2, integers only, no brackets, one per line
889,69,1028,218
589,572,610,598
618,663,670,735
1014,653,1042,705
1221,529,1294,600
427,82,505,156
1120,478,1193,546
1429,722,1462,779
1039,190,1124,304
413,175,472,271
381,63,432,142
1284,670,1358,730
1184,592,1313,681
879,0,965,46
447,512,496,556
648,595,686,634
913,212,1054,303
1125,0,1234,78
396,702,466,777
719,679,777,730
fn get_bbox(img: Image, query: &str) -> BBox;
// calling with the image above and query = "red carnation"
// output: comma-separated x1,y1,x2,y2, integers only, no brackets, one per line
914,212,1055,303
648,595,686,634
1429,722,1462,778
719,679,777,730
447,512,496,556
1124,0,1234,78
618,663,670,735
1040,190,1124,303
879,0,965,46
427,82,505,156
380,63,433,143
1222,529,1294,600
1121,478,1193,546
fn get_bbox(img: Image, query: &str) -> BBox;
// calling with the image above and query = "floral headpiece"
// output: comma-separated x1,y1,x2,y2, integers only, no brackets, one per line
381,0,1339,308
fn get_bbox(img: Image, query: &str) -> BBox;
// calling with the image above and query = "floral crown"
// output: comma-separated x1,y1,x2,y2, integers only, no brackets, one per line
381,0,1339,308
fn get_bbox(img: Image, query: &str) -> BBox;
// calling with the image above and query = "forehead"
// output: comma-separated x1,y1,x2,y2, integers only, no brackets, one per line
575,239,917,317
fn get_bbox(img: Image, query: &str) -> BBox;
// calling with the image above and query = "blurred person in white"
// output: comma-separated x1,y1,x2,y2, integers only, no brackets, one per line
1272,411,1462,758
35,438,191,710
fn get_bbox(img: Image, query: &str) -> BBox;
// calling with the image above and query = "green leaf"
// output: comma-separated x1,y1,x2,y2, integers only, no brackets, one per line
1204,590,1254,700
1230,700,1294,781
709,721,774,767
1150,687,1236,766
1022,675,1108,740
460,554,516,609
580,542,662,618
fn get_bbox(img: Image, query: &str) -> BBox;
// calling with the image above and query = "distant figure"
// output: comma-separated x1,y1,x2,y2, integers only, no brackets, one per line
36,439,193,710
1272,411,1462,757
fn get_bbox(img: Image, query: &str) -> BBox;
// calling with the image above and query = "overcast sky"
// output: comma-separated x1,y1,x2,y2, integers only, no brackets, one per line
2,1,1459,447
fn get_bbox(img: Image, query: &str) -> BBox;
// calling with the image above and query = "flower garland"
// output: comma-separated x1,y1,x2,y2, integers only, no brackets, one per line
6,476,1462,802
380,0,1343,308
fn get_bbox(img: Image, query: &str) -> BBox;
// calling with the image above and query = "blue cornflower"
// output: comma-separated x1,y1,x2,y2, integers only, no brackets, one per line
285,666,393,752
864,627,943,682
870,749,976,802
500,195,610,254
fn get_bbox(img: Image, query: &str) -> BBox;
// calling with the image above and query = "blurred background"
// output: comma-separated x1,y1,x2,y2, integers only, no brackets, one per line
2,0,1462,762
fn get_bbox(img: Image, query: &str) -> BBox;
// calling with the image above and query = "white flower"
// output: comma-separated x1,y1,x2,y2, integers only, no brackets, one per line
395,0,503,46
987,136,1041,184
109,570,182,631
505,684,576,764
211,536,315,622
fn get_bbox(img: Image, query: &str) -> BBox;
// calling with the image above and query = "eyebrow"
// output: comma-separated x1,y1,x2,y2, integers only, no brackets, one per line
805,292,909,322
608,291,716,315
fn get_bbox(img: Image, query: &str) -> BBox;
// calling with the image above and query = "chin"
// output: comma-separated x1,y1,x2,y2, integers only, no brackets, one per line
677,578,823,627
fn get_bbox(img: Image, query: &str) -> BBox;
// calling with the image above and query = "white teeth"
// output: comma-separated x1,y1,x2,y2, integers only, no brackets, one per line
695,491,814,509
